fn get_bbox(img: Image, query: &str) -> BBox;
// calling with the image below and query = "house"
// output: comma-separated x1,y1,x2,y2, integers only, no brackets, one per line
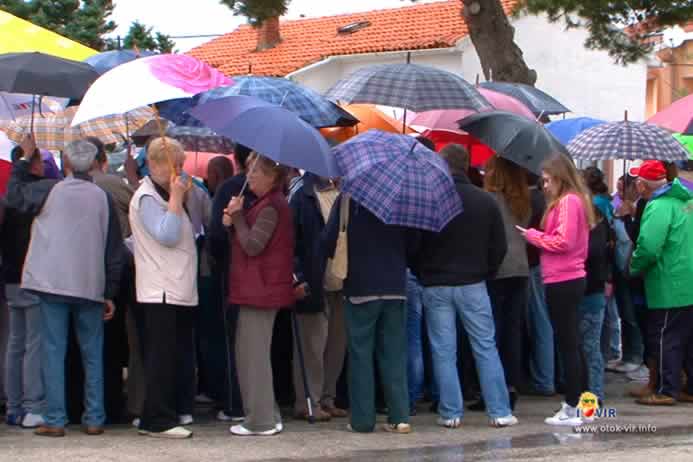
188,0,648,123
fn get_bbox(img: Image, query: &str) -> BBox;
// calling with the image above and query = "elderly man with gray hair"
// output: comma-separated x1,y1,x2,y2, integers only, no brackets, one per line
7,136,124,437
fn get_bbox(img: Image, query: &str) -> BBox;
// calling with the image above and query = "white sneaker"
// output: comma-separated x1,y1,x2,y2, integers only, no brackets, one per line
132,418,141,428
21,413,45,428
626,365,650,382
178,414,194,426
141,426,193,439
216,410,244,422
436,417,462,429
613,362,640,373
275,422,283,433
490,415,519,428
544,403,584,427
194,394,214,404
229,424,279,436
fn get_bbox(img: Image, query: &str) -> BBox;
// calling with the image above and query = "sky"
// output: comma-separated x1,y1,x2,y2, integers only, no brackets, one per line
109,0,441,51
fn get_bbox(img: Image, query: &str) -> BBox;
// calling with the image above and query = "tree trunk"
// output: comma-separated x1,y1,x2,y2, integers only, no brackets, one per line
462,0,537,85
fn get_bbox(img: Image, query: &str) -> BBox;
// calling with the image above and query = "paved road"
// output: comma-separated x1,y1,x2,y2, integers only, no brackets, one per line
3,373,693,461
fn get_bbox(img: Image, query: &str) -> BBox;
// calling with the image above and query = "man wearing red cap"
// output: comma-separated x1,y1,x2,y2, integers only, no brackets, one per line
629,160,693,406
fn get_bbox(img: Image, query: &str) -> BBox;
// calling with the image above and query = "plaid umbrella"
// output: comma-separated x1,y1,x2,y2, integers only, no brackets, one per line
332,130,462,232
158,76,359,129
1,105,153,150
325,64,490,113
131,120,234,153
479,82,570,116
567,121,690,162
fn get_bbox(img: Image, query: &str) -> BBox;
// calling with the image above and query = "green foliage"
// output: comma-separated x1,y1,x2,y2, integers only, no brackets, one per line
0,0,116,50
119,21,175,53
521,0,693,64
220,0,290,26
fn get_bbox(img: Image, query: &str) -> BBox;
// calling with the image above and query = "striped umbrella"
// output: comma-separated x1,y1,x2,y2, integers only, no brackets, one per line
567,121,690,162
1,105,154,150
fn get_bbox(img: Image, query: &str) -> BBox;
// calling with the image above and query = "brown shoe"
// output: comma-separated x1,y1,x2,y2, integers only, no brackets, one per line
636,393,676,406
34,426,66,437
323,405,348,418
678,391,693,403
82,426,105,435
294,408,331,422
629,361,656,398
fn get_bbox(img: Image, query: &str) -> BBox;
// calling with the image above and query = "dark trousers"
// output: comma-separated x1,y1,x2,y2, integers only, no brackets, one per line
546,278,587,408
223,304,244,415
488,277,529,390
140,303,195,433
647,307,693,398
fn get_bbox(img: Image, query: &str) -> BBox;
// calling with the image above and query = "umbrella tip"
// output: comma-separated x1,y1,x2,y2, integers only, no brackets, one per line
624,110,628,122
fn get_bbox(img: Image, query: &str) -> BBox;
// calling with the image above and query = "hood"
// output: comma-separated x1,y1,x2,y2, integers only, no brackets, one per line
653,178,693,202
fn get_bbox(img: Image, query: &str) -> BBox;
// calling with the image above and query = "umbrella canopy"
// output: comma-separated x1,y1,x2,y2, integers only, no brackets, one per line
411,87,535,131
459,111,568,175
479,82,570,116
320,104,417,143
546,117,607,145
134,122,234,154
325,63,489,113
420,129,495,167
159,76,359,129
0,91,67,120
1,105,154,150
183,152,235,178
673,134,693,161
0,52,99,99
72,54,232,126
0,10,97,61
332,129,462,232
189,95,337,177
567,121,690,162
85,49,157,74
647,93,693,134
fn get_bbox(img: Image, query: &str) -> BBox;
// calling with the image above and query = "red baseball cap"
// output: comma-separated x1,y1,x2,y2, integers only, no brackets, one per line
629,160,667,181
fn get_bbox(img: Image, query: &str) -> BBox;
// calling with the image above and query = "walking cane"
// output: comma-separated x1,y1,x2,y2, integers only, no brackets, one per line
291,304,316,424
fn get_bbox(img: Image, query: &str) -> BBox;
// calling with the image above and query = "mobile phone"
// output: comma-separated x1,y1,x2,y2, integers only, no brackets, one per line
515,225,528,233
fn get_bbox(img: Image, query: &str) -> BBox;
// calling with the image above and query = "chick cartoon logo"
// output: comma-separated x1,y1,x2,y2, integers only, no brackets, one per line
577,392,616,419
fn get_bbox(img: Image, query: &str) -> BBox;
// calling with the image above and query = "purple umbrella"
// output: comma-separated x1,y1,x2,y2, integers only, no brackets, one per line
189,95,338,178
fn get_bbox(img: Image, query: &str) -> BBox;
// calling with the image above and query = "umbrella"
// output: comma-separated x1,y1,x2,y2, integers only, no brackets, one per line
420,129,496,167
0,91,67,120
132,119,234,153
189,95,338,178
673,134,693,161
567,121,690,162
159,76,359,129
320,104,417,143
332,129,463,232
72,54,232,126
411,87,535,131
85,49,157,74
1,105,154,150
479,82,570,116
325,63,490,113
459,111,569,175
0,52,99,99
647,93,693,134
546,117,607,145
183,152,235,178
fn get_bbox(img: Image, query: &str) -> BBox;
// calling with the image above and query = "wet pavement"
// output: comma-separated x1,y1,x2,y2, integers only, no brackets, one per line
3,372,693,461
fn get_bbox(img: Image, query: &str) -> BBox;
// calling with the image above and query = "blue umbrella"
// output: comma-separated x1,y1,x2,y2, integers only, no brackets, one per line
189,95,338,177
546,117,607,145
159,76,358,129
333,130,462,232
85,49,156,74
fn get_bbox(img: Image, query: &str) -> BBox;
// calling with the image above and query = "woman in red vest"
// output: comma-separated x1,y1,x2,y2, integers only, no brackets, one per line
223,153,295,436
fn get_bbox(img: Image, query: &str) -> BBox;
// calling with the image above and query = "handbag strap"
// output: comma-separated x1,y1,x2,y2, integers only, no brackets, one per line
339,194,350,232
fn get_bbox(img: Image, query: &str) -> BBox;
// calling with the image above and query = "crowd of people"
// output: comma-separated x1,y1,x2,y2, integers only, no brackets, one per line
0,131,692,439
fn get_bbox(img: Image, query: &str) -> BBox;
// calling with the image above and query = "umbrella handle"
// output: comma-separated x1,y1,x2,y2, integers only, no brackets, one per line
30,95,36,136
151,105,177,174
237,155,258,197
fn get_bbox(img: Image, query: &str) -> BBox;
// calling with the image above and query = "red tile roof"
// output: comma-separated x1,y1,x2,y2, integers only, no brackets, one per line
188,0,519,77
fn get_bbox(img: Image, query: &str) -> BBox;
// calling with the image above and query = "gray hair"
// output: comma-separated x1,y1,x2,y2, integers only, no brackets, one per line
640,178,667,191
64,140,98,173
439,144,470,177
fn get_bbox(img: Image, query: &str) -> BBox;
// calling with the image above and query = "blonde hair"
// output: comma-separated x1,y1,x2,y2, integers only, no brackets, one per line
147,137,185,166
541,154,595,228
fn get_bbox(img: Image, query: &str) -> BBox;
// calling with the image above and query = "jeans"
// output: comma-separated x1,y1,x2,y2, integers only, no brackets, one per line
406,271,424,408
578,293,606,401
423,283,511,420
613,269,644,364
601,296,621,362
526,266,555,393
40,298,105,428
5,286,44,415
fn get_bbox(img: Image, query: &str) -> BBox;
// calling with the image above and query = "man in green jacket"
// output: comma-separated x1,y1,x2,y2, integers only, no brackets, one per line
630,161,693,406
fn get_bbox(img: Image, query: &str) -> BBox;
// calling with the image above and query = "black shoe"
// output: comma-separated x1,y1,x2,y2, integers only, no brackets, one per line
429,401,439,413
509,391,518,411
466,400,486,412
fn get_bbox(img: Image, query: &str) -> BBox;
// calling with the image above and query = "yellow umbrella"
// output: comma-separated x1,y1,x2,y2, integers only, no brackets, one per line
0,10,97,61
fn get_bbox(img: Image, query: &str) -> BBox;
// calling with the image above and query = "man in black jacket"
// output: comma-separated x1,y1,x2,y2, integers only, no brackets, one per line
412,144,517,429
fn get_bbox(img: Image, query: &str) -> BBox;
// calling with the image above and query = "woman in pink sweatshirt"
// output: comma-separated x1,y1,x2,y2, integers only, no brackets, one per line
519,154,595,427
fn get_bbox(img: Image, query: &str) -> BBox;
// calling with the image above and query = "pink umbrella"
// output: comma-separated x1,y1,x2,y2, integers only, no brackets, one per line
410,87,535,131
647,93,693,134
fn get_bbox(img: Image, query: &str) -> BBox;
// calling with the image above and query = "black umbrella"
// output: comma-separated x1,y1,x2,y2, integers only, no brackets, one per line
458,111,569,175
685,118,693,136
479,82,570,117
0,52,99,99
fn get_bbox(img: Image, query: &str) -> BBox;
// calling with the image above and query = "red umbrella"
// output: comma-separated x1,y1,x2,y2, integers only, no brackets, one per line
648,93,693,134
422,129,495,167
